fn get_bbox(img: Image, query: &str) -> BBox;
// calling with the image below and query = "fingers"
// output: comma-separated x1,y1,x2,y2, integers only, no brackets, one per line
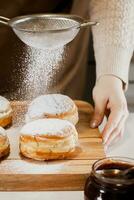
102,105,128,144
112,127,125,145
104,111,128,149
104,128,124,152
104,132,121,152
104,119,125,149
91,75,129,150
90,96,107,128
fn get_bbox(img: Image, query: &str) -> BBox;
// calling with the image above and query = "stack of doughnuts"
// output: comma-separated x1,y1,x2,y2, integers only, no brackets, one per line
0,94,79,161
20,94,79,160
0,96,11,158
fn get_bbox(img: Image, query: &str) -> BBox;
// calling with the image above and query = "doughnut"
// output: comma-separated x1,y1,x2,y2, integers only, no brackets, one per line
20,118,78,160
0,96,12,128
25,94,79,125
0,127,10,158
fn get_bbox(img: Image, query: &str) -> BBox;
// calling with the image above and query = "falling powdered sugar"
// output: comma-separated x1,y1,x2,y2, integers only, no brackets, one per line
8,43,65,125
10,44,65,101
20,46,64,100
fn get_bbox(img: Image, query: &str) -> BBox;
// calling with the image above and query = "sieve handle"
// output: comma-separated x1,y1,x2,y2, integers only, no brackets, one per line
80,21,99,28
0,16,10,25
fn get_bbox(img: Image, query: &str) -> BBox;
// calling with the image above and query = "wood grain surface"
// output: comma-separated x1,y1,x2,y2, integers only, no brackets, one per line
0,101,105,191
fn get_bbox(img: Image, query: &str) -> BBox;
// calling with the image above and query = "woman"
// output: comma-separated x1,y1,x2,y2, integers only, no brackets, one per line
0,0,134,150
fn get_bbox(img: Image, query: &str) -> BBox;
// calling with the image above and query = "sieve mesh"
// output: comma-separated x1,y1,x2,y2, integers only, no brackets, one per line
12,16,81,49
14,18,80,32
0,14,98,49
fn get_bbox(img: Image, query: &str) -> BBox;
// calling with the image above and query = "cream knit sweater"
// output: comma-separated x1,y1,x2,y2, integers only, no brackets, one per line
89,0,134,88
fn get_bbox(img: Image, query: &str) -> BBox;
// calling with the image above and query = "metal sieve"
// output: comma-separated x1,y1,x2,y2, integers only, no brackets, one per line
0,14,99,49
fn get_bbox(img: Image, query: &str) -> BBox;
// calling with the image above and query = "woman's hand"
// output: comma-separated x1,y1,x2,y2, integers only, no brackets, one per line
90,75,129,150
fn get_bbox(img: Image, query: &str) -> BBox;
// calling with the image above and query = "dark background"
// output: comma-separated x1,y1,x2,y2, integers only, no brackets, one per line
0,0,95,103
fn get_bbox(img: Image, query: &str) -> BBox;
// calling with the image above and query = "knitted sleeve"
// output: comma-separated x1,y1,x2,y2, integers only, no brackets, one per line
89,0,134,89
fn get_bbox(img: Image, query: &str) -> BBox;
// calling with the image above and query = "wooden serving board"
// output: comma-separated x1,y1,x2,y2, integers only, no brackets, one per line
0,101,105,191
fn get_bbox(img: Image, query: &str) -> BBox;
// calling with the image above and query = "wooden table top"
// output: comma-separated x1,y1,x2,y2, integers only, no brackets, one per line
0,100,105,191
